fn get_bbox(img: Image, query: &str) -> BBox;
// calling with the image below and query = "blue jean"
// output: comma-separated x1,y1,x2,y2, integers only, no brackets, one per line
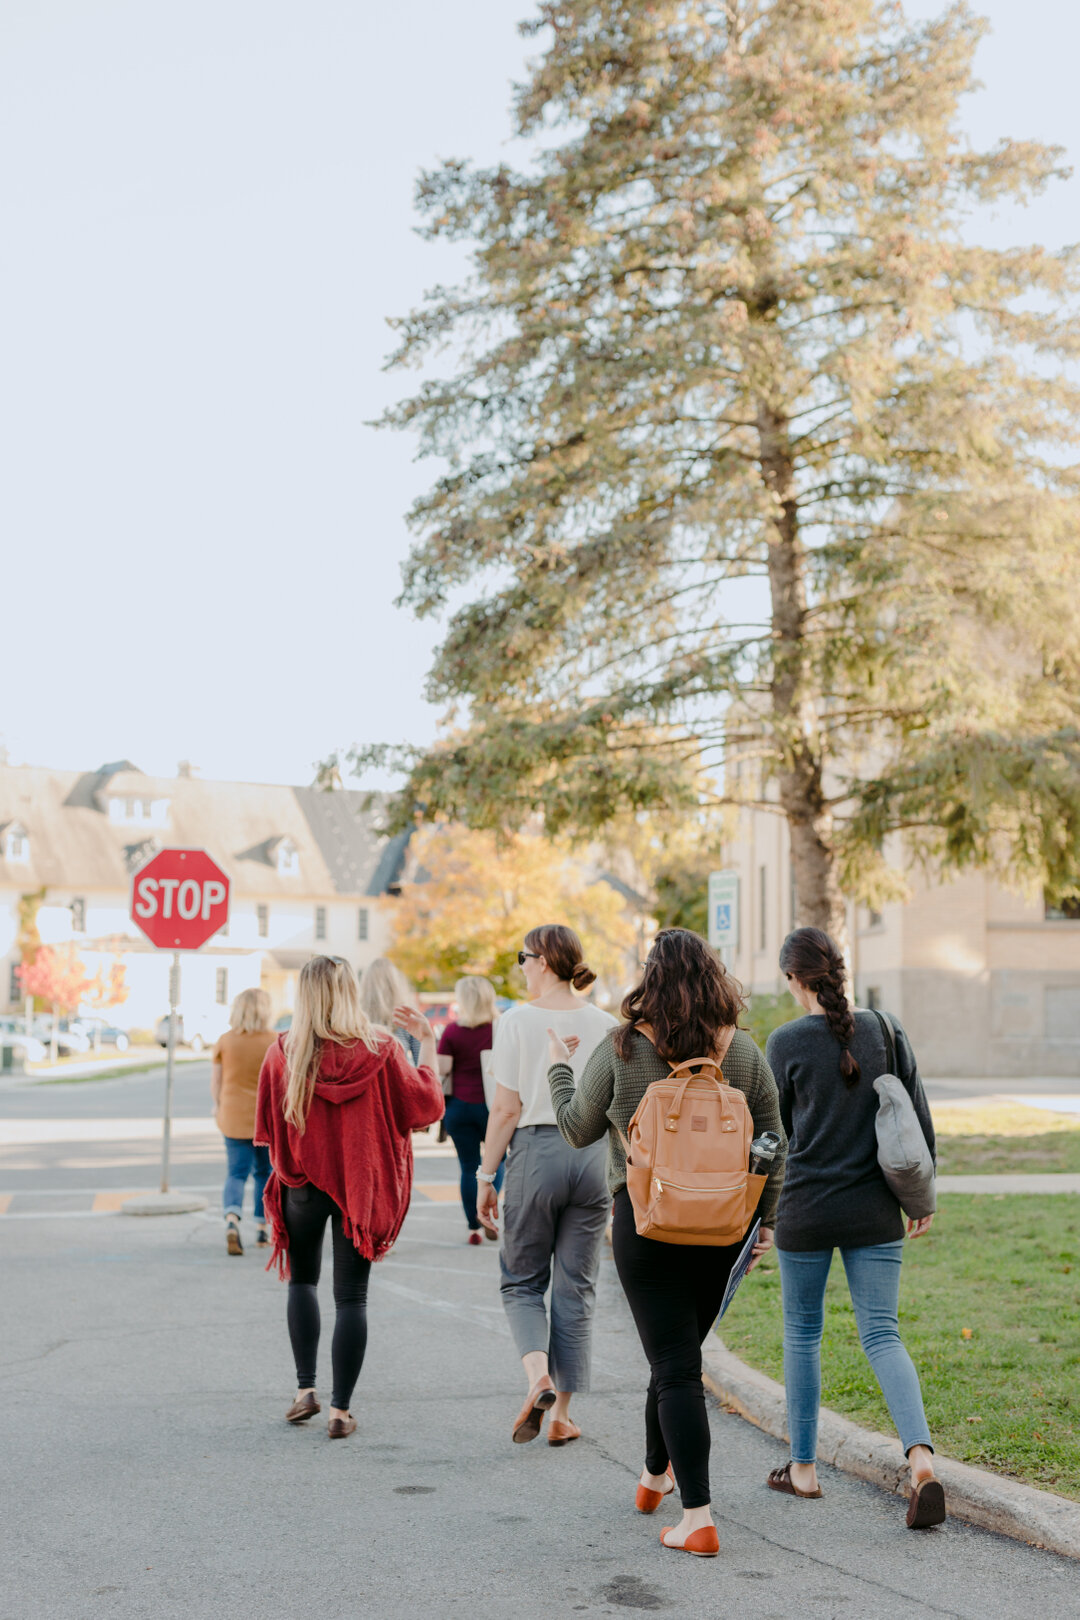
778,1241,933,1464
443,1096,504,1229
223,1136,271,1221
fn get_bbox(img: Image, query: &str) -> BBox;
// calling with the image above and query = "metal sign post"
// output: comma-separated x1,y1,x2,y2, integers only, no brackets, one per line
122,848,230,1218
161,952,180,1194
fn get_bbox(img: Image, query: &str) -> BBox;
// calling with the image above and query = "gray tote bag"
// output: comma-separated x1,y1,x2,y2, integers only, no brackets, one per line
871,1010,936,1220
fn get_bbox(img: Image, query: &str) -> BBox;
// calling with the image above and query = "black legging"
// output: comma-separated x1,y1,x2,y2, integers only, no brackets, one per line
282,1184,371,1411
611,1188,741,1510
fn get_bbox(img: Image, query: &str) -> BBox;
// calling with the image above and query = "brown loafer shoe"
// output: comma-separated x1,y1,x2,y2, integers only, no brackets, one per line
226,1220,243,1257
767,1461,822,1498
285,1391,320,1424
512,1377,556,1443
547,1418,580,1447
328,1415,357,1439
907,1478,946,1529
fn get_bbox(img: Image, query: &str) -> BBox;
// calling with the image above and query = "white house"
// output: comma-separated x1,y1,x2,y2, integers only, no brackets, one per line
0,761,409,1034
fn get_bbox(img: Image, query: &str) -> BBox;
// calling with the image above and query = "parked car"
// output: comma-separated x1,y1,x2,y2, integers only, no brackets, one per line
31,1017,92,1056
274,1013,292,1033
417,996,453,1038
154,1007,231,1053
69,1018,130,1052
0,1018,48,1063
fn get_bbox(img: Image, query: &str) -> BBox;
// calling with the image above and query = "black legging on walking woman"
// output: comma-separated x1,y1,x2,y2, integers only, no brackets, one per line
611,1189,741,1509
282,1184,371,1411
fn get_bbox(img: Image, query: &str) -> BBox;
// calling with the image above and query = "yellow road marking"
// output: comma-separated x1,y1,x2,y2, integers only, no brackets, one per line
91,1190,151,1212
413,1183,460,1203
0,1194,11,1214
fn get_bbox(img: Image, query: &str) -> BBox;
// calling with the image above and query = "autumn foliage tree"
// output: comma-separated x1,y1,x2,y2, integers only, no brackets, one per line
358,0,1080,946
17,946,94,1062
387,824,639,1000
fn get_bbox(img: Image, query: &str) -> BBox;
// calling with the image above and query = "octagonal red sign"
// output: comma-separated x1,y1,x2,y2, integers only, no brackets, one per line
131,848,231,951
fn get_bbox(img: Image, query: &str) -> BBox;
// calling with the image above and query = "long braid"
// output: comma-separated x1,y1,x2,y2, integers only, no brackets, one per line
779,926,861,1087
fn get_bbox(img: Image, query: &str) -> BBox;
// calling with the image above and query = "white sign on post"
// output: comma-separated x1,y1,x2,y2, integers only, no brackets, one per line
708,870,740,950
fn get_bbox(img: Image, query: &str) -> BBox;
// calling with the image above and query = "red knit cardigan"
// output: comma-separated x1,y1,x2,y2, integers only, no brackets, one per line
254,1032,444,1277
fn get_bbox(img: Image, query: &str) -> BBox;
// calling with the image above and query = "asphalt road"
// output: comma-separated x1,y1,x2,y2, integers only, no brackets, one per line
1,1066,1079,1618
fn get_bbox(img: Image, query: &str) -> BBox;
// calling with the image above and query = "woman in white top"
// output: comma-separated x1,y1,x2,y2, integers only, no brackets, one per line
476,924,617,1447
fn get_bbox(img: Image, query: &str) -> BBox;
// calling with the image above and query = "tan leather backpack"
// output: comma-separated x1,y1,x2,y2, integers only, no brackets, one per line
621,1030,767,1246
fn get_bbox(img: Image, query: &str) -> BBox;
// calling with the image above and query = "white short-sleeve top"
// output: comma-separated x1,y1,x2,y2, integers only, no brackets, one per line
490,1001,618,1128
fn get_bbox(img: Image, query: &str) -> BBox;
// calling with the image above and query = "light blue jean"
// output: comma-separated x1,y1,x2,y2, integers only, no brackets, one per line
778,1241,933,1464
223,1136,271,1221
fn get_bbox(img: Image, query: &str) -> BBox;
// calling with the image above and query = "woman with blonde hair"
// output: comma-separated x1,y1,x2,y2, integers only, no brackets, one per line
211,986,277,1257
255,956,443,1437
437,975,503,1245
359,956,421,1060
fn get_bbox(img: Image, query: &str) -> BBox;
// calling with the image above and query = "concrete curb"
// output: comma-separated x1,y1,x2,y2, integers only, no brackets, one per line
120,1193,209,1216
702,1339,1080,1559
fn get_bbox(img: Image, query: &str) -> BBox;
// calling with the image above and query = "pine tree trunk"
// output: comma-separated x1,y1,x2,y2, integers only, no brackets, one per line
756,403,848,952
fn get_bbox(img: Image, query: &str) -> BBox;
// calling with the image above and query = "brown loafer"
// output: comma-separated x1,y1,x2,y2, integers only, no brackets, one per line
906,1478,946,1529
328,1415,357,1440
285,1391,320,1424
512,1377,556,1443
547,1418,580,1447
767,1461,822,1499
226,1220,243,1257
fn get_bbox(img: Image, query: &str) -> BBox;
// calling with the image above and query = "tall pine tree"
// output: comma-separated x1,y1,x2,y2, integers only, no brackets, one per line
365,0,1080,942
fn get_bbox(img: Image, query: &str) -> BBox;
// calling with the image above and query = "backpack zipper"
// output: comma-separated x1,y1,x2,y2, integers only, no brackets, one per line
654,1175,745,1195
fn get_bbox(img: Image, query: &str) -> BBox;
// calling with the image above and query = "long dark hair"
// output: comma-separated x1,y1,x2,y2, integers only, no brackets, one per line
779,926,861,1086
615,928,745,1065
524,923,596,990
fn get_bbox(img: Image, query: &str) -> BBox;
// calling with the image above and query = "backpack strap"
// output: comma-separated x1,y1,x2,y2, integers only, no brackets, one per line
664,1028,737,1130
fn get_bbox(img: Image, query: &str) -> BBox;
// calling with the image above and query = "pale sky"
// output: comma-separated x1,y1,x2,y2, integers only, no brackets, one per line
2,1,1078,788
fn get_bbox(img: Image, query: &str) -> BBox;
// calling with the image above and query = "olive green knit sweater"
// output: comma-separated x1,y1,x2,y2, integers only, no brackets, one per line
548,1026,786,1225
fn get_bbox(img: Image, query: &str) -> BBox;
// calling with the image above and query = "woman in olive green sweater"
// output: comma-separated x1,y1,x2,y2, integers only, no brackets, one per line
548,928,785,1559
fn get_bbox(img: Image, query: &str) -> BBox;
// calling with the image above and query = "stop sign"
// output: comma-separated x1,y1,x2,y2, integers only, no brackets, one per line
131,848,231,950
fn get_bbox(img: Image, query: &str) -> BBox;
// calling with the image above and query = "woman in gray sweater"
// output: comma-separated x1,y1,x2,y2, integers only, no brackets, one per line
765,926,944,1529
548,929,785,1558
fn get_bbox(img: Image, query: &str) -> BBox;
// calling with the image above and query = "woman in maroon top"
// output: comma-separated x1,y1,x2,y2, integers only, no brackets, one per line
437,976,503,1244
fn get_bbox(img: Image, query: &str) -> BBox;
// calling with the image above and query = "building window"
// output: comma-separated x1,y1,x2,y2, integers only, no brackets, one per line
1046,894,1080,921
315,906,327,941
866,986,882,1011
71,897,86,933
758,865,767,952
107,797,169,826
4,824,29,863
8,961,19,1004
357,907,369,942
256,904,269,939
867,906,883,929
215,967,228,1006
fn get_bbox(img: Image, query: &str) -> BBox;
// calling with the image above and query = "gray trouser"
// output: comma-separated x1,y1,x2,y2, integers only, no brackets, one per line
499,1124,609,1392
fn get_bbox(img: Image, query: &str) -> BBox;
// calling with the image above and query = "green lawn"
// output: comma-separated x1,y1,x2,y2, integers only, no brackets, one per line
932,1100,1080,1175
721,1194,1080,1499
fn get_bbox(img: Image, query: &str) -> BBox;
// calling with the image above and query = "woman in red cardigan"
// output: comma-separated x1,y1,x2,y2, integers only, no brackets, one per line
255,955,444,1438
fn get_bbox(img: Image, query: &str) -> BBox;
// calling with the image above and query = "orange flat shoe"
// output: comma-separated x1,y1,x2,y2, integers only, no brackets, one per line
660,1525,719,1558
512,1377,556,1443
547,1418,581,1447
635,1465,674,1514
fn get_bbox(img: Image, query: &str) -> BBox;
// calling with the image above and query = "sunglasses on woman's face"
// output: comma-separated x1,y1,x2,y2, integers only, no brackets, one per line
517,950,541,966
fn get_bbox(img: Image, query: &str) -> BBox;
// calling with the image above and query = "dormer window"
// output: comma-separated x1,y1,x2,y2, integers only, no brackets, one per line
4,823,29,863
108,796,169,826
277,838,299,876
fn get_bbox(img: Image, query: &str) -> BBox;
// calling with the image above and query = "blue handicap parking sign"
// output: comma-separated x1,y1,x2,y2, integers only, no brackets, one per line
714,903,732,932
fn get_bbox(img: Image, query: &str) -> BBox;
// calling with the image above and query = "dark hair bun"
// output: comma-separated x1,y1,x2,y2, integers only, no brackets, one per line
571,962,596,991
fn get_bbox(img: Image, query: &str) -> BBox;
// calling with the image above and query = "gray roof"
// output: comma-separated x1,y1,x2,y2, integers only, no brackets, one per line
0,764,408,899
